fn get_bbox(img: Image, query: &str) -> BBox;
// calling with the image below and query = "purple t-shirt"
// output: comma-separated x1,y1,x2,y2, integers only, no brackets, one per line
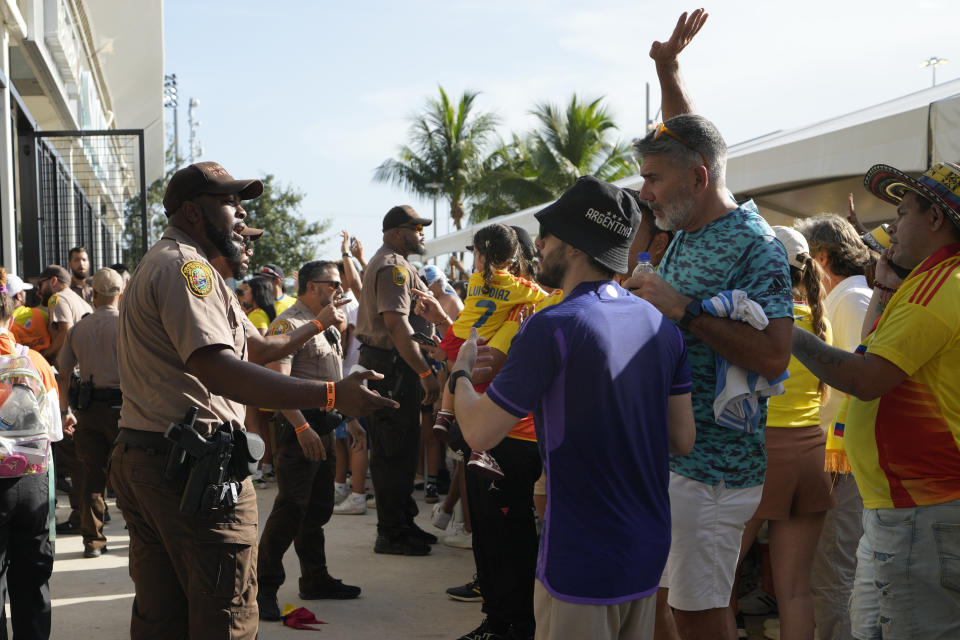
487,280,691,604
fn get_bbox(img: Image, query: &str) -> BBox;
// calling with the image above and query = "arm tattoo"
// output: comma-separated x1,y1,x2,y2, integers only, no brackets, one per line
791,326,859,394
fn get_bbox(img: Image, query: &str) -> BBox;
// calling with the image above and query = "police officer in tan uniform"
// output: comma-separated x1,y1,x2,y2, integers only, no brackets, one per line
111,161,396,640
257,260,367,620
31,263,92,534
55,268,124,558
356,205,442,556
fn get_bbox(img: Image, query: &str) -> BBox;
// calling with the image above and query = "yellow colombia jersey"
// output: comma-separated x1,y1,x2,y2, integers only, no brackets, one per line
274,293,296,317
766,302,832,428
247,308,270,332
487,288,564,355
846,244,960,509
453,271,545,341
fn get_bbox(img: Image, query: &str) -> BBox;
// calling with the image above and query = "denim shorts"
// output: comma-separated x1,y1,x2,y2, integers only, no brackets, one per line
851,499,960,639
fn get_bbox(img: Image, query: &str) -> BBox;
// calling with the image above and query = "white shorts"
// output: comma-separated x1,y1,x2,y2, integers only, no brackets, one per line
660,472,763,611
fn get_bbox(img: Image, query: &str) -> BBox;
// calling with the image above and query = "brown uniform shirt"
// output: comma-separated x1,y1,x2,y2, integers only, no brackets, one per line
355,244,433,350
71,280,94,304
268,300,342,382
57,306,120,389
117,226,247,435
47,285,93,326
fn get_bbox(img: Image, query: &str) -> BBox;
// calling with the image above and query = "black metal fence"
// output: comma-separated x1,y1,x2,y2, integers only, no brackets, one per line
20,129,146,275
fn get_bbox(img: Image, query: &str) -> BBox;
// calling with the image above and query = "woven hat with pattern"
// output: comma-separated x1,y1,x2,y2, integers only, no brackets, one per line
864,161,960,229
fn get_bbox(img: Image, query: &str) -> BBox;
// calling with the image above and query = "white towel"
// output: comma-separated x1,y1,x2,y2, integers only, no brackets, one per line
701,290,788,433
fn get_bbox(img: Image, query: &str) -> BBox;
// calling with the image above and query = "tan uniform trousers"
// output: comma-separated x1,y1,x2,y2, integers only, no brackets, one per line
109,442,258,640
73,400,120,550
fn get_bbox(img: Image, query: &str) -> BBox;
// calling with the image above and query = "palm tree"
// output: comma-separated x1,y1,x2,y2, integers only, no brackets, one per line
470,95,636,222
374,87,499,230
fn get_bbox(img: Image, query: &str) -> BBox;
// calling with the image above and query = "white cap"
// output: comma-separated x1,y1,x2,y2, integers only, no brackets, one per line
772,226,809,270
5,274,32,297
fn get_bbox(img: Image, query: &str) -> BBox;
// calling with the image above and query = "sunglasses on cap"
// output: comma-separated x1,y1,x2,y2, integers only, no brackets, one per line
652,123,710,170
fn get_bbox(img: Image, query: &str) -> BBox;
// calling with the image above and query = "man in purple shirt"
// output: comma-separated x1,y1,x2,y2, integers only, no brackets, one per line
446,176,696,640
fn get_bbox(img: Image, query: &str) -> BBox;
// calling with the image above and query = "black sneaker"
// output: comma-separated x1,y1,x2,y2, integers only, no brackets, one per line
257,591,281,621
424,483,439,504
409,523,438,544
457,618,509,640
104,506,111,523
446,575,482,602
56,521,82,535
374,534,430,556
735,612,747,639
299,576,361,600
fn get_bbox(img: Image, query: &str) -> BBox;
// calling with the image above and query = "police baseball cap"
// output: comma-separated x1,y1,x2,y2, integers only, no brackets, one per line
28,264,71,285
92,267,124,297
534,175,640,273
163,161,264,216
382,205,432,232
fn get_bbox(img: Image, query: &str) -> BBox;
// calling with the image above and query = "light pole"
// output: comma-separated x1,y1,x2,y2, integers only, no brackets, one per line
921,57,949,87
163,74,179,162
425,182,442,239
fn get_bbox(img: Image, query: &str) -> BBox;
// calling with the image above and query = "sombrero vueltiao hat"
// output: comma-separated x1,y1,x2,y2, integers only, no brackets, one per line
864,161,960,229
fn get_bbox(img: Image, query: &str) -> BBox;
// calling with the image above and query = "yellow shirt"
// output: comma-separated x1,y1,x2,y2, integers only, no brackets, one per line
488,288,564,354
846,244,960,509
274,293,296,316
453,271,545,342
247,308,270,332
766,302,832,428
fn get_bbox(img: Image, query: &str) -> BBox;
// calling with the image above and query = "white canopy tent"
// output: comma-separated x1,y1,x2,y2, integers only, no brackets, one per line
421,78,960,261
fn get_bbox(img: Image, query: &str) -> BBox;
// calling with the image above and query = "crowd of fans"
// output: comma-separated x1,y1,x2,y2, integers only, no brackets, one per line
2,8,959,640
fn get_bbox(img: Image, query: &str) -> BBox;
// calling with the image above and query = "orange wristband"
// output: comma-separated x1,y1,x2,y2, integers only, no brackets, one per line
295,422,310,434
311,319,324,333
325,381,335,410
418,369,433,379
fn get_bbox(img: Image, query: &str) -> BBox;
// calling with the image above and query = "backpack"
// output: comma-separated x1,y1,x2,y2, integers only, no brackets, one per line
0,345,53,477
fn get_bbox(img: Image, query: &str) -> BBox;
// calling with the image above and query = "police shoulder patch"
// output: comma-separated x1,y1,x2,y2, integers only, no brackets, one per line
48,294,59,307
180,260,214,298
392,266,407,287
269,319,292,336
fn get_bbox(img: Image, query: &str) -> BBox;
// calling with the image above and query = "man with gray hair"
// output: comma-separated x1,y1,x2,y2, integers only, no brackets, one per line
793,214,872,640
625,11,793,639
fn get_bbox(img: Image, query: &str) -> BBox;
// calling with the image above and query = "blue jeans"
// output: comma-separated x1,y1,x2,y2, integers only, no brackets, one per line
851,499,960,639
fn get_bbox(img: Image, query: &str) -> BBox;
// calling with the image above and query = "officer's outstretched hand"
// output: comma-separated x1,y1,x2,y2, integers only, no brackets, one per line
297,426,327,461
420,369,441,406
316,298,350,332
334,369,399,416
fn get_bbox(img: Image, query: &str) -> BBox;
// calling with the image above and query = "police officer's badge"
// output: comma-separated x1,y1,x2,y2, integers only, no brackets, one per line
48,295,59,307
392,266,407,287
269,319,292,336
180,260,214,298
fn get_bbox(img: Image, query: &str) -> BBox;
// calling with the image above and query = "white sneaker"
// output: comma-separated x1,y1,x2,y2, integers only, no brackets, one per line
365,494,376,509
333,485,349,505
333,492,366,515
739,588,778,615
442,523,472,549
432,503,452,530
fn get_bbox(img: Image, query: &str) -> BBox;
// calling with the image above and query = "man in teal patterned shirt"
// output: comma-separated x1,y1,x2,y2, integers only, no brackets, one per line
624,10,793,640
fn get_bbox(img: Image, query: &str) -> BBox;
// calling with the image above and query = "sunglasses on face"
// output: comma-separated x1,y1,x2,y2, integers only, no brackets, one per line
652,123,710,170
311,279,342,290
399,223,424,234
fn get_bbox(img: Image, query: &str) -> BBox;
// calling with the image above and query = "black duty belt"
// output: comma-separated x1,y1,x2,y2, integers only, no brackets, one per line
115,428,172,454
91,388,123,403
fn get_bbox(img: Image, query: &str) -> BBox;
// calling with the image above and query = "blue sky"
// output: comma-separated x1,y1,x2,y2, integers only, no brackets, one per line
164,0,958,258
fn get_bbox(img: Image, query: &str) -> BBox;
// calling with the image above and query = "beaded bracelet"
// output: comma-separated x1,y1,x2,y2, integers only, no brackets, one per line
418,369,433,379
295,422,310,434
874,283,898,294
310,319,324,333
325,381,335,410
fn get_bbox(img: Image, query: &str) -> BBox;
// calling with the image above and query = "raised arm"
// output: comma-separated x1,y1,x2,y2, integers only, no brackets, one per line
650,9,708,120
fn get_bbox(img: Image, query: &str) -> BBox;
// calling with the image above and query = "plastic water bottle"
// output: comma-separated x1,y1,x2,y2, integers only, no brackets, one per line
632,252,655,276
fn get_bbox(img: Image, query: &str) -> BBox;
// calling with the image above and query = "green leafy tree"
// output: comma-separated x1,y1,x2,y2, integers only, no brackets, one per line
241,174,331,278
470,95,636,222
374,86,499,230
